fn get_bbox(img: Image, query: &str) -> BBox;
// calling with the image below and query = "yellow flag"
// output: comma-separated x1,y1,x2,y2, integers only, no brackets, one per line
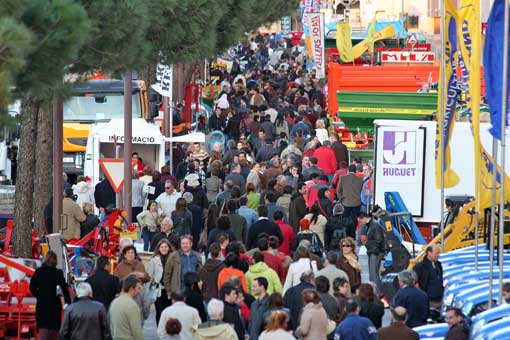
435,0,460,189
336,22,353,62
351,25,395,59
458,0,510,208
367,15,377,54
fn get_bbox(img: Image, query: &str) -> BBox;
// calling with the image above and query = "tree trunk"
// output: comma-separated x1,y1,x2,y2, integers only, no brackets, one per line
33,102,53,235
13,96,40,258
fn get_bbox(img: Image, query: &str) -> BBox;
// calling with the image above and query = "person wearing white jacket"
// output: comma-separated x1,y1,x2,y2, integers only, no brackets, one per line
147,239,172,326
72,175,95,208
283,246,318,294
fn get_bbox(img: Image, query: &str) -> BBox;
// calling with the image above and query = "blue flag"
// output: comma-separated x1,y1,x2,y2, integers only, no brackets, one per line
484,0,510,140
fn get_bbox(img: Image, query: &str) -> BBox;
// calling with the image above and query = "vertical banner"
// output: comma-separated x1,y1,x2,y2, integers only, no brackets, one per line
435,0,460,189
375,126,426,216
484,0,510,140
336,21,353,62
152,64,173,99
305,12,325,78
461,0,510,208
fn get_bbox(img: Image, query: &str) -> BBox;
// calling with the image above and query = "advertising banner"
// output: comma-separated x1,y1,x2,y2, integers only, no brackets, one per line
375,126,426,216
152,64,173,98
305,12,325,78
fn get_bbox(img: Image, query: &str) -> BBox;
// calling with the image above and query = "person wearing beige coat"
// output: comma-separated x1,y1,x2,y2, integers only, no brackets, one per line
164,236,203,295
295,289,330,340
61,191,86,240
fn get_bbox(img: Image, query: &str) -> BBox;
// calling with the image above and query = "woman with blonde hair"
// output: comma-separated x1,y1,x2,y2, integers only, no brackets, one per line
295,289,330,340
259,310,296,340
80,202,100,238
315,119,329,144
336,237,362,286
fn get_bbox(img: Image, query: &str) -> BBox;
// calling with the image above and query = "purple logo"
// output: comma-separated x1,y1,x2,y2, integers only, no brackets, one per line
383,131,416,165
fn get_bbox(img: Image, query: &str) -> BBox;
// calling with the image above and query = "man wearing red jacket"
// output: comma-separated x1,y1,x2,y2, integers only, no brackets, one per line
273,211,295,257
313,140,338,181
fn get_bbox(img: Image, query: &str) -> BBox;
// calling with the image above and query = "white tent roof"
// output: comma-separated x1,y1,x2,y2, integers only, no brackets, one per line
92,119,164,144
167,132,206,143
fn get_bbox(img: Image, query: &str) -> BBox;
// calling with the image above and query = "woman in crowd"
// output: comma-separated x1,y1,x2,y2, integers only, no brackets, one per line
205,168,222,202
294,218,323,257
80,202,100,238
245,182,260,210
183,272,207,322
358,283,385,329
283,245,318,293
114,245,151,322
30,250,71,340
315,119,329,144
137,200,162,251
171,197,193,237
332,277,349,321
217,252,248,292
259,310,296,340
148,239,173,325
295,289,329,340
304,205,327,246
147,170,165,201
336,237,362,287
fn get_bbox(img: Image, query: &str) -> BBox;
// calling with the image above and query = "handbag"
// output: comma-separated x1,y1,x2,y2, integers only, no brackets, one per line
326,319,337,334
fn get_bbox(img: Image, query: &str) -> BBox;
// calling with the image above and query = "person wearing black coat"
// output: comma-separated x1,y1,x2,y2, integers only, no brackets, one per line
246,206,284,250
220,284,246,340
94,178,116,210
147,172,165,201
85,256,121,310
360,213,386,295
289,183,308,233
358,283,385,329
283,271,315,331
184,272,208,322
29,251,71,339
414,244,444,307
207,216,237,248
80,206,100,238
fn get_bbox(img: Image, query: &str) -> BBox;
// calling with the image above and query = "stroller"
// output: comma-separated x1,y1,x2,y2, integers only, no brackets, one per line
209,130,225,152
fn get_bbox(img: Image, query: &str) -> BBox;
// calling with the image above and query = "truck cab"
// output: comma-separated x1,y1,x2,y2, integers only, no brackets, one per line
63,80,153,180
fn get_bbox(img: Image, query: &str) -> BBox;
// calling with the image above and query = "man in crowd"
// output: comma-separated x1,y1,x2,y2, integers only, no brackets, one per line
245,251,282,296
199,243,226,303
220,283,246,340
248,277,270,340
246,205,284,249
225,163,246,195
334,298,377,340
414,244,444,309
377,307,419,340
283,270,315,331
359,212,386,295
337,164,363,230
150,217,180,252
393,270,429,328
317,252,350,295
164,235,203,295
238,196,258,227
192,299,238,340
85,256,121,310
274,210,295,257
158,291,201,340
61,188,86,241
289,182,308,232
444,307,469,340
109,275,144,340
156,180,181,217
60,282,110,340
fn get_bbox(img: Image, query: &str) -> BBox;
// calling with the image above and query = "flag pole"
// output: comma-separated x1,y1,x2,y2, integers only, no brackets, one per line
439,0,447,252
498,0,509,305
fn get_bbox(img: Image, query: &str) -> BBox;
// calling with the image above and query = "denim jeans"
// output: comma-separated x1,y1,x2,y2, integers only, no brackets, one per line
368,252,384,295
142,228,156,251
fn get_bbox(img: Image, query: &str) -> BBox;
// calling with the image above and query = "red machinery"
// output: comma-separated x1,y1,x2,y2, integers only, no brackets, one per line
1,221,41,259
0,255,37,339
66,209,129,259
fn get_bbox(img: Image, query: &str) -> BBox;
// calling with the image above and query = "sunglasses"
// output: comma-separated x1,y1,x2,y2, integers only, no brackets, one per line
165,187,172,189
342,244,353,248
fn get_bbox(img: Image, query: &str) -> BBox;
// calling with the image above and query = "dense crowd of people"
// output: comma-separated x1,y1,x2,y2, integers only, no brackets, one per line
33,32,470,340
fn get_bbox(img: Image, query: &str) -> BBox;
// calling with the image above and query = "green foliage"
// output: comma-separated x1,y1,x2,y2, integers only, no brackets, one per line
0,17,33,108
13,0,90,100
146,0,225,64
72,0,151,74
